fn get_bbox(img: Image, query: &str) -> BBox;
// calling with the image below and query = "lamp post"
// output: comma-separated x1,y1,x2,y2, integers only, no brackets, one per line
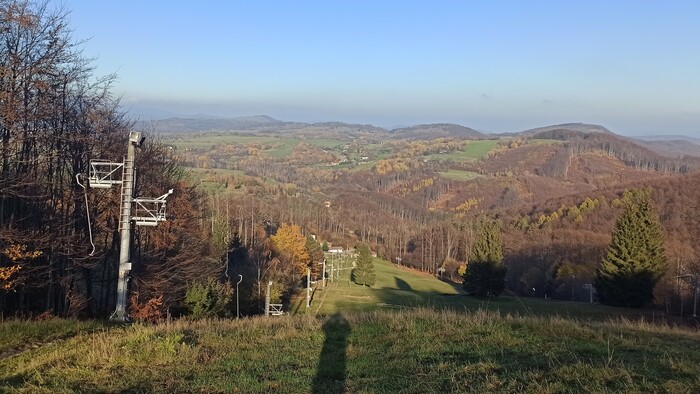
265,281,272,317
306,268,311,308
236,274,243,319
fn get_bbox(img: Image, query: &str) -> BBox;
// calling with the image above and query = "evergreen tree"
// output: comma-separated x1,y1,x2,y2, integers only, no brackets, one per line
594,188,666,307
463,220,506,296
353,245,376,287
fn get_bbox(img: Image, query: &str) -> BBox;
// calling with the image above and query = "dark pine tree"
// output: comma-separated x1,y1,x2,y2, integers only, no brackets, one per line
463,220,506,296
594,188,667,308
352,244,376,287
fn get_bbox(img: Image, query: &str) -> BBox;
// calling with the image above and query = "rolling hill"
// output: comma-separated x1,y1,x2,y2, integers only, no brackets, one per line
517,123,614,137
146,115,699,160
140,115,289,133
390,123,485,139
633,136,700,158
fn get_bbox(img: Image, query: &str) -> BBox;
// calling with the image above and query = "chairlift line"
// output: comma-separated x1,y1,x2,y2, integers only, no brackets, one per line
75,174,96,256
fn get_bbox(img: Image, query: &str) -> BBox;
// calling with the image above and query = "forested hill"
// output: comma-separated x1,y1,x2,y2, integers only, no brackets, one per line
516,123,614,137
531,129,700,173
166,119,700,311
389,123,485,139
632,136,700,158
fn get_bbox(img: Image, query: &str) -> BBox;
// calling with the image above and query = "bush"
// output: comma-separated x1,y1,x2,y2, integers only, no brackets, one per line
184,278,233,319
129,293,164,323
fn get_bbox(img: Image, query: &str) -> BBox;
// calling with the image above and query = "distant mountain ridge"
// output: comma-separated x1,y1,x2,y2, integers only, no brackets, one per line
517,123,613,137
390,123,485,139
138,115,286,133
138,115,698,158
634,135,700,144
632,136,700,158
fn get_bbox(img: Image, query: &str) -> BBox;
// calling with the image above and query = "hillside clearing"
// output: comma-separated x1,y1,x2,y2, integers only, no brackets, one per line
301,258,668,323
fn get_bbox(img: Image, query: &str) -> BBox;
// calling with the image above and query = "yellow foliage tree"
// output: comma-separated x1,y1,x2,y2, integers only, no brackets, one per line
270,223,310,276
1,244,41,291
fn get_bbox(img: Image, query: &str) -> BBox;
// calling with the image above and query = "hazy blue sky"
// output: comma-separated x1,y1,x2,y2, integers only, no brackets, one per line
66,1,700,135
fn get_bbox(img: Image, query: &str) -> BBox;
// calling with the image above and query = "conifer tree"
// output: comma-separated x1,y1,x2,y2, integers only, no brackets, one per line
463,220,506,296
594,188,666,307
353,245,376,287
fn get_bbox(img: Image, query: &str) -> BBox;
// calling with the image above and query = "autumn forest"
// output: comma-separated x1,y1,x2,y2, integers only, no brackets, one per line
2,1,700,321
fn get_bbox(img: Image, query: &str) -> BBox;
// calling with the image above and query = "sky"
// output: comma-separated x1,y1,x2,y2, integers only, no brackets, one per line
65,1,700,136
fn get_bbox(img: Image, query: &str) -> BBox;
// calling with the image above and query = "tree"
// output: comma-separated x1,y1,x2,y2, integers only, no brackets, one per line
184,277,233,319
463,220,506,296
594,188,666,307
353,244,376,287
270,223,310,276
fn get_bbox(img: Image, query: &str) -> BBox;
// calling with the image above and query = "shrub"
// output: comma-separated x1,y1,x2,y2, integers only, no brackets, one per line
184,278,233,319
130,292,165,323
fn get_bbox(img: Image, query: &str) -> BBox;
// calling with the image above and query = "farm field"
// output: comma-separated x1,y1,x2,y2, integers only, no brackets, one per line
423,139,499,162
168,134,347,159
438,169,482,181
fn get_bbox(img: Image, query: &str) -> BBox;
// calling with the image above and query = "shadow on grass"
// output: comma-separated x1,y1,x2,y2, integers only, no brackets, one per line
312,313,350,394
394,276,412,291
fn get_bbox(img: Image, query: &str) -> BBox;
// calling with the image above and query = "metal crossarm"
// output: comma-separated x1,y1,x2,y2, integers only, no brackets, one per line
269,304,284,316
89,161,124,188
132,189,173,226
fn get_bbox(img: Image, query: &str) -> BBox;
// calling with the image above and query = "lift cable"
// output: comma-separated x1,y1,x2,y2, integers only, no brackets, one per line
76,174,96,256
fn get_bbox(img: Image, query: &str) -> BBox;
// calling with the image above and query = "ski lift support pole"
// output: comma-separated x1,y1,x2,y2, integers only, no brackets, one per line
112,131,140,322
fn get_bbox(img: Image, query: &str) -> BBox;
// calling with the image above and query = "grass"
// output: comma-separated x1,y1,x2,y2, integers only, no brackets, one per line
1,311,699,392
303,258,671,323
438,169,482,181
186,167,247,193
0,319,107,355
2,256,696,392
424,140,499,162
530,138,565,145
169,135,347,159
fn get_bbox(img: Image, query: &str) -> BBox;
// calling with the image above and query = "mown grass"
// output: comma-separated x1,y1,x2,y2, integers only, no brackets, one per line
305,258,669,324
1,310,699,393
0,319,106,355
